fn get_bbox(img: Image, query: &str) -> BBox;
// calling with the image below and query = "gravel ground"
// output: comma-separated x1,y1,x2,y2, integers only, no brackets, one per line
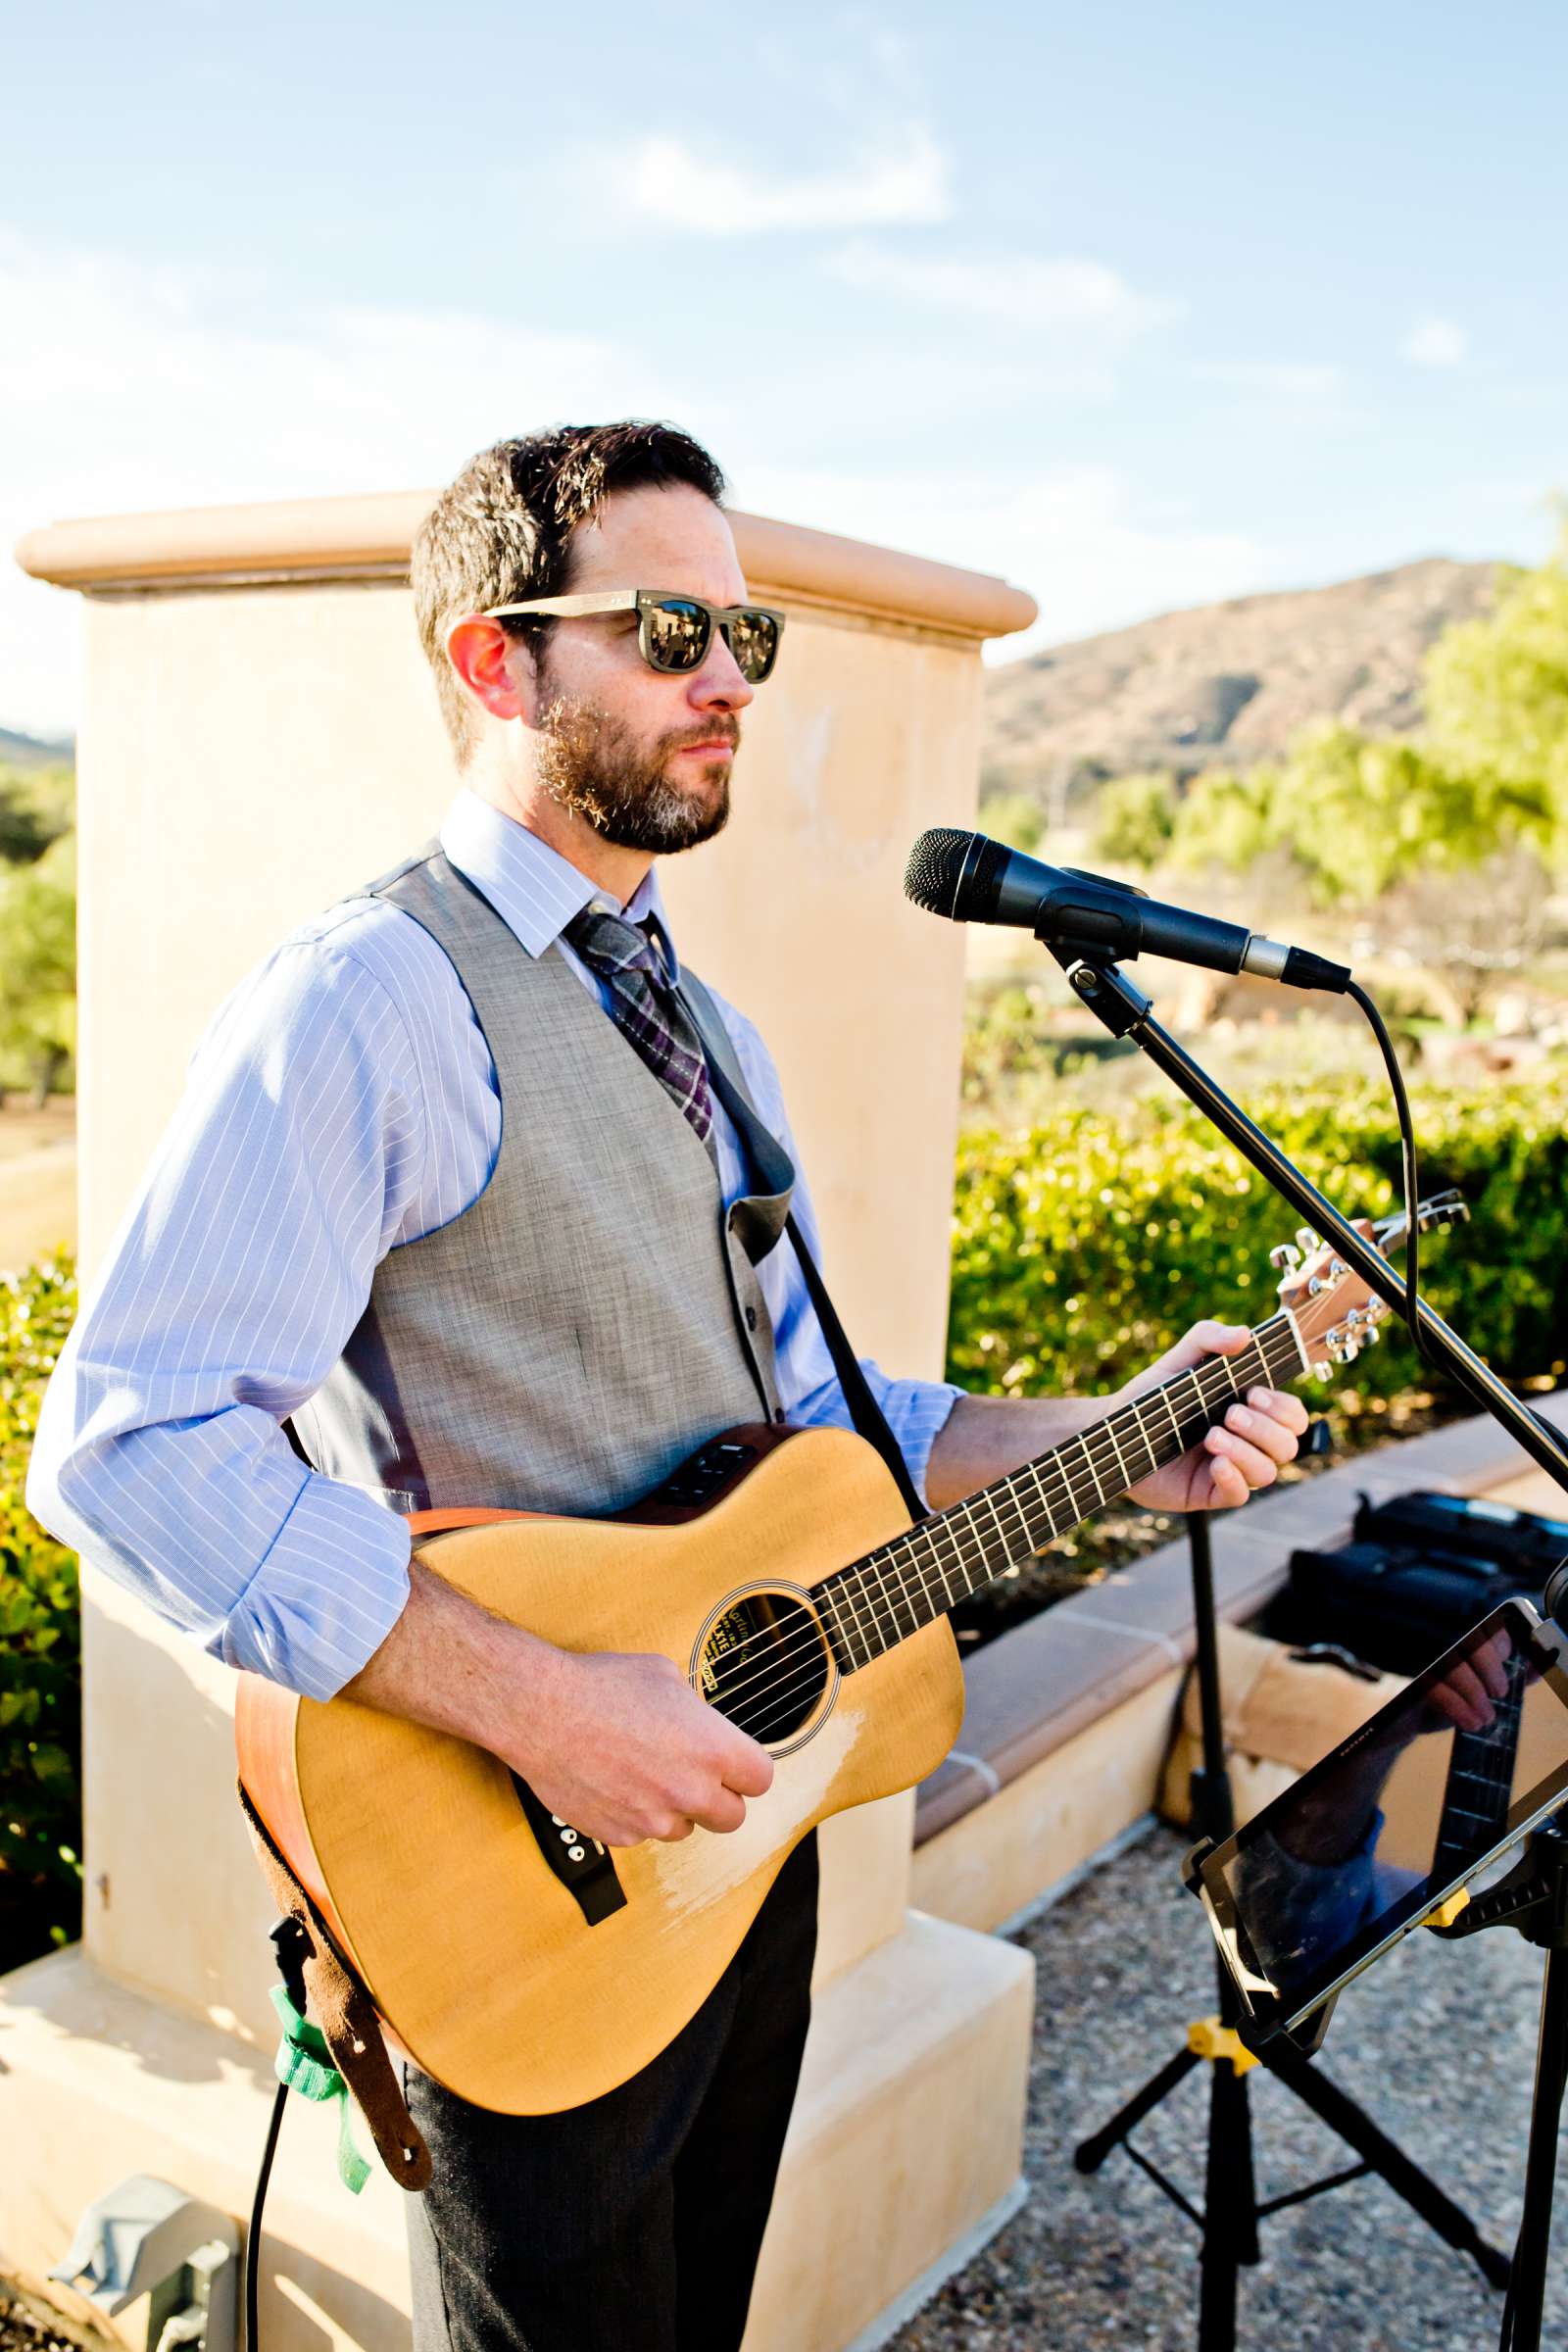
890,1822,1562,2352
0,2290,95,2352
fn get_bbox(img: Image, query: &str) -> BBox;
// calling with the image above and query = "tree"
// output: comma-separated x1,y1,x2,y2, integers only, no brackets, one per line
976,790,1046,855
1168,759,1284,880
0,763,73,864
0,834,75,1104
1091,771,1177,870
1422,541,1568,864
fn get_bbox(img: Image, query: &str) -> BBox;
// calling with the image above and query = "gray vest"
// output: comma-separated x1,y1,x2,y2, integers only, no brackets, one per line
288,843,793,1516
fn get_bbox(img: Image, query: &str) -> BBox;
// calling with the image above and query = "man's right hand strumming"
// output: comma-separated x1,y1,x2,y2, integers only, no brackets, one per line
341,1556,773,1849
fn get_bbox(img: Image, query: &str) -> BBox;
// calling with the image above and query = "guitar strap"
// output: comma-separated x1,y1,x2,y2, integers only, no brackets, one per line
673,961,930,1527
237,1778,432,2189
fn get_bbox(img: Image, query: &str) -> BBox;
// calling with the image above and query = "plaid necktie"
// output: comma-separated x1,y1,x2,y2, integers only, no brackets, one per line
563,905,717,1160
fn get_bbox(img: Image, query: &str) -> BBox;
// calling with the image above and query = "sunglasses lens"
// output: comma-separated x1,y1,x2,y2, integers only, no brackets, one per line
726,610,779,683
643,599,710,672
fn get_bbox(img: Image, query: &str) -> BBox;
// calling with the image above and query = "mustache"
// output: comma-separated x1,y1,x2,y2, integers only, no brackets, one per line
664,719,740,754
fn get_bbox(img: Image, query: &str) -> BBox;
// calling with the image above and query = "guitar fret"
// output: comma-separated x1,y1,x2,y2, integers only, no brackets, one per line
1124,1396,1160,1486
924,1517,961,1611
1102,1412,1133,1492
977,1483,1017,1570
847,1574,879,1669
826,1569,872,1670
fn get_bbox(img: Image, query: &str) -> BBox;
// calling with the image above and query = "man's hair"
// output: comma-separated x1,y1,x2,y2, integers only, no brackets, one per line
411,421,728,765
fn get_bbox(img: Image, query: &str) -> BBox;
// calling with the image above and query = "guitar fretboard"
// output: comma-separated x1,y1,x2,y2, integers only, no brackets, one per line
817,1315,1307,1672
1431,1647,1527,1884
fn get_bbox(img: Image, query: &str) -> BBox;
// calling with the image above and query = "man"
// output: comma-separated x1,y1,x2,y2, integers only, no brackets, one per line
26,420,1307,2352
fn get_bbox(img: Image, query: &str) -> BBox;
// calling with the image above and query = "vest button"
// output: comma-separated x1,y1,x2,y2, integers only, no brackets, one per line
745,1305,759,1331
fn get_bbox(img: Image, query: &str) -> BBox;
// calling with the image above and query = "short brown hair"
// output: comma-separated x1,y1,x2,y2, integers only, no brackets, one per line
411,421,728,765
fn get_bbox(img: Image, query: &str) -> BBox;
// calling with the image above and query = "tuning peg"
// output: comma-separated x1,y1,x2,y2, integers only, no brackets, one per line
1269,1243,1302,1273
1296,1227,1320,1256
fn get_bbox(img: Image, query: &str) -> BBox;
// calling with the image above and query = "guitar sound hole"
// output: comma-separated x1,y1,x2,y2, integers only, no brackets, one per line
699,1593,830,1748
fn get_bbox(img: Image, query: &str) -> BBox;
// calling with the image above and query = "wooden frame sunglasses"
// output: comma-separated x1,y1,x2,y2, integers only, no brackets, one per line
482,590,785,683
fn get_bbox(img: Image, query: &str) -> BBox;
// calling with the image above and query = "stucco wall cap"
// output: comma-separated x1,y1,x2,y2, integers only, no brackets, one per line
15,489,1038,641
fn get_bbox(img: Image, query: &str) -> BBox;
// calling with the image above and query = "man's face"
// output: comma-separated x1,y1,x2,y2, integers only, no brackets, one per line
524,483,756,857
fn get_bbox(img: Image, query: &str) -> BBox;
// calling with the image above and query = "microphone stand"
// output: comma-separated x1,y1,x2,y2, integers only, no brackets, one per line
1055,945,1568,2348
1048,949,1568,1506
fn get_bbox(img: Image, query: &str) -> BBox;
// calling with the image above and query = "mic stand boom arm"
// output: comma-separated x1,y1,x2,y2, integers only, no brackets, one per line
1053,948,1568,1518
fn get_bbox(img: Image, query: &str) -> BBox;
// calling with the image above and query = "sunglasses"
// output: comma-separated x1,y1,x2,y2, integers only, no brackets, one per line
482,589,785,684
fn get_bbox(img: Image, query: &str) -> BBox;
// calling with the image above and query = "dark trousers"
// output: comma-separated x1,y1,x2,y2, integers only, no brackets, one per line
404,1833,818,2352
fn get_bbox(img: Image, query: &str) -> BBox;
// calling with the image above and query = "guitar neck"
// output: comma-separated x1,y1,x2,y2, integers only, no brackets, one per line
819,1311,1308,1673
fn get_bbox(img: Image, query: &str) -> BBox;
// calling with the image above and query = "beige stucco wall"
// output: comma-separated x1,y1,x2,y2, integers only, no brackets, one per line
62,547,1018,2038
8,492,1036,2349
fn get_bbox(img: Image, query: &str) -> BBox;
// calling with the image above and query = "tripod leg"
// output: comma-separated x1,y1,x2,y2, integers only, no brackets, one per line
1198,2055,1258,2352
1075,2046,1201,2174
1269,2050,1511,2288
1503,1941,1568,2352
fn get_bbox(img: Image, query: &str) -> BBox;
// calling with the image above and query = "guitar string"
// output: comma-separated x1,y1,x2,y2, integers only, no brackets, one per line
702,1325,1305,1730
708,1238,1420,1730
703,1325,1302,1721
734,1239,1427,1738
696,1332,1293,1714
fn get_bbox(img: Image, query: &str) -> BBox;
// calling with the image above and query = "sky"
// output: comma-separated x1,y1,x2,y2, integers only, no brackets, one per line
3,0,1566,738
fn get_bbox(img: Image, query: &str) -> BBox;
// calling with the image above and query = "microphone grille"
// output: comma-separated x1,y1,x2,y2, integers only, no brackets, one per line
904,828,974,917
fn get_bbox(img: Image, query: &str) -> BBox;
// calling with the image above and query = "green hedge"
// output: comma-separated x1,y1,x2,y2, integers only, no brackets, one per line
0,1252,80,1972
1,1077,1563,1971
947,1078,1568,1414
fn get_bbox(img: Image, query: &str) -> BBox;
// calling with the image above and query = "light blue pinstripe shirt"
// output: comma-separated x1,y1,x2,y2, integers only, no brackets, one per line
25,789,963,1702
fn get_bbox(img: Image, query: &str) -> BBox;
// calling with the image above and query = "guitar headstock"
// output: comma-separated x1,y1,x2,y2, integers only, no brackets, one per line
1272,1190,1468,1376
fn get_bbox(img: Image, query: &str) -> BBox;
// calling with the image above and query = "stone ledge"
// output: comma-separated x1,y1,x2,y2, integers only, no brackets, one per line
914,1391,1568,1849
0,1917,1033,2352
15,495,1037,643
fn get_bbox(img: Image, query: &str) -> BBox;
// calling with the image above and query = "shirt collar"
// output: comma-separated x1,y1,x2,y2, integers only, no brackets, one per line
438,787,679,978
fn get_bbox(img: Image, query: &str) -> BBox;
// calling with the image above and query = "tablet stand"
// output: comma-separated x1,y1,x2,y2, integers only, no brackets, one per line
1046,936,1568,2344
1073,1514,1510,2351
1428,1816,1568,2352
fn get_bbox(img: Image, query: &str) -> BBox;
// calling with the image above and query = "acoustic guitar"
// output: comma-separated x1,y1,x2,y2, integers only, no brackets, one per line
236,1194,1461,2113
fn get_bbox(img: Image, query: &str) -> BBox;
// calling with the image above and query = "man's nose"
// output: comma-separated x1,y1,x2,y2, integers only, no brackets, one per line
688,630,755,712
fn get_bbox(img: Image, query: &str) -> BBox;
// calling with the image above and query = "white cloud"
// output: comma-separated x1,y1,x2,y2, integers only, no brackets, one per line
825,239,1182,335
1192,359,1346,406
1402,318,1468,368
731,460,1268,659
0,228,693,734
608,123,952,236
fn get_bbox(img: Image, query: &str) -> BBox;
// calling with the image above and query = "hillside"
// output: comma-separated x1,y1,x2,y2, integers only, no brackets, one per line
0,726,73,768
981,556,1497,809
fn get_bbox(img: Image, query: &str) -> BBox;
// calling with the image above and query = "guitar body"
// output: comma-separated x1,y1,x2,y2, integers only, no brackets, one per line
237,1424,963,2115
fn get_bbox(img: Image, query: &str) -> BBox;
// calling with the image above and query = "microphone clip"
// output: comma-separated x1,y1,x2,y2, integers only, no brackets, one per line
1052,949,1152,1041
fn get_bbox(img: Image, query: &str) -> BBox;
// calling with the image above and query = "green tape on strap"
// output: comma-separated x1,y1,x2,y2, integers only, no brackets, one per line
270,1983,372,2195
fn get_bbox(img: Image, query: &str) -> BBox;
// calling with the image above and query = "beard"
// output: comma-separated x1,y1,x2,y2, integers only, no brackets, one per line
534,688,737,856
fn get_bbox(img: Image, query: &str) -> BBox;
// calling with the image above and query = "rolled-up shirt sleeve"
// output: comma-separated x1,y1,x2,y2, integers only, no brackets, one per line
24,924,424,1700
717,997,965,1507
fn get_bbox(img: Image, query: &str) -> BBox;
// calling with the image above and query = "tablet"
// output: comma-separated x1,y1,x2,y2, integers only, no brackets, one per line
1188,1600,1568,2044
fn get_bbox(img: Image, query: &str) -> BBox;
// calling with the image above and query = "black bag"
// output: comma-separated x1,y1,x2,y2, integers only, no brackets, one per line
1279,1489,1568,1678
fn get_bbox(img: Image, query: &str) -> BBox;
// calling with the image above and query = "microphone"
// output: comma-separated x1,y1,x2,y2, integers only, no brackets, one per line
904,828,1351,994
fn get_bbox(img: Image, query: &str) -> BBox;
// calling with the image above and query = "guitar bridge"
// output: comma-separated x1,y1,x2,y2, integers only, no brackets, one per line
511,1774,627,1926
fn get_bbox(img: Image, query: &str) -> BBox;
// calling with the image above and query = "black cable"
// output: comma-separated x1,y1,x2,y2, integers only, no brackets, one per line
243,2079,289,2352
1347,978,1444,1377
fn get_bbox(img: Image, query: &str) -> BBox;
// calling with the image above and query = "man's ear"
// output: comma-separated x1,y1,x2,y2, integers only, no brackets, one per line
445,615,539,728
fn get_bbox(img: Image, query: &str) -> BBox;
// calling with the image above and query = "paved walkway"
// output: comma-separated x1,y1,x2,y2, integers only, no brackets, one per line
892,1822,1561,2352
